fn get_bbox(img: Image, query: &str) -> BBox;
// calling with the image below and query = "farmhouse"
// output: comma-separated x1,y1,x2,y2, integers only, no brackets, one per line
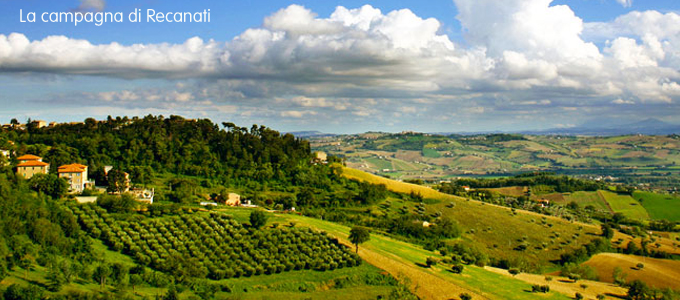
313,151,328,163
31,120,47,128
58,163,94,193
16,154,49,179
225,193,241,206
537,198,550,208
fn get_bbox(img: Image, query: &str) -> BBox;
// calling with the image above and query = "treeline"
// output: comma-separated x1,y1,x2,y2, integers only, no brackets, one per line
440,172,603,193
2,115,311,184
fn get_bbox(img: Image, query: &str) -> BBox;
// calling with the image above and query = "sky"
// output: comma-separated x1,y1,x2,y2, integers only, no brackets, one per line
0,0,679,133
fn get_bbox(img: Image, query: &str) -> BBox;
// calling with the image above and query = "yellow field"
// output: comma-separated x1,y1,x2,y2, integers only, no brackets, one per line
486,266,627,299
583,253,680,289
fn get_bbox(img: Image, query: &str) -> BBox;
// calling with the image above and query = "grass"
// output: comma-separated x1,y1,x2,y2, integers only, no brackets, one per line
633,191,680,221
422,147,442,158
563,191,611,212
274,213,575,300
599,190,650,220
342,166,600,271
583,253,680,289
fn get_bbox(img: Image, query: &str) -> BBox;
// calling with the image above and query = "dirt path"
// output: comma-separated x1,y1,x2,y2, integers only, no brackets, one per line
357,246,485,300
597,190,616,214
329,232,485,300
485,266,627,299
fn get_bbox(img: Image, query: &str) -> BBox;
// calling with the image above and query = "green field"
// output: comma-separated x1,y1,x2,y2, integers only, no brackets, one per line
276,213,573,300
422,147,441,158
312,133,680,186
599,190,650,220
563,191,611,212
633,191,680,221
343,167,600,271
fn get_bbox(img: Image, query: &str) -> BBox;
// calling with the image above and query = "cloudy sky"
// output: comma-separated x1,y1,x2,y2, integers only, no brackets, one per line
1,0,679,133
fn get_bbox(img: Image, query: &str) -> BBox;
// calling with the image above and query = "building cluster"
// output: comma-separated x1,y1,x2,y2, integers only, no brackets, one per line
16,154,94,193
11,153,155,204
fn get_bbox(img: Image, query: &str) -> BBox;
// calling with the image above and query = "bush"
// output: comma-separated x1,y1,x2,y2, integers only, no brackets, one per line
451,264,464,274
426,257,438,268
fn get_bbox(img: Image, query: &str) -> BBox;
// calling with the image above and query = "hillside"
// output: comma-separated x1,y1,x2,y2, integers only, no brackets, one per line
310,133,680,189
583,253,680,289
341,167,601,271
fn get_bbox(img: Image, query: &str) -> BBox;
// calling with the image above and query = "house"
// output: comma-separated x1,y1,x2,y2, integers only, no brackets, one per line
58,163,94,193
462,186,471,192
225,193,241,206
16,154,49,179
537,199,550,208
313,151,328,163
31,120,47,128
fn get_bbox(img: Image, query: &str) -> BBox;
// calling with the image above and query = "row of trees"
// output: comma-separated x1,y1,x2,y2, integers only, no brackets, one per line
70,204,361,281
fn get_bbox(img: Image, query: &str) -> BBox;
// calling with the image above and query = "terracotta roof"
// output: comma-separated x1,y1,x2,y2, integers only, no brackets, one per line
17,161,49,167
17,154,41,160
61,163,87,168
58,163,87,173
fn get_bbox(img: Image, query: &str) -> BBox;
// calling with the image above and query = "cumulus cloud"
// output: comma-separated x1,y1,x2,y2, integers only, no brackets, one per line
2,1,680,130
615,0,632,8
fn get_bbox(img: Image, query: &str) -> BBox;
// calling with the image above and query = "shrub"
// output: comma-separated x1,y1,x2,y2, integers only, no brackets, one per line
451,264,464,274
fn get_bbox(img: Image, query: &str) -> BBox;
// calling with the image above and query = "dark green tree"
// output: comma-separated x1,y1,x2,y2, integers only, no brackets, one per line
93,263,112,290
249,210,268,229
349,226,370,253
28,173,67,199
106,168,128,194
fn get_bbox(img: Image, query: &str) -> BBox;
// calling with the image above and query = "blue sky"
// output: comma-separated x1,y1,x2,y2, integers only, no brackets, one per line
0,0,679,133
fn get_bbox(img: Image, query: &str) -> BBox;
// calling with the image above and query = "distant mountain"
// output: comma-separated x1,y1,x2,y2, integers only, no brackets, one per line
521,118,680,136
287,131,337,138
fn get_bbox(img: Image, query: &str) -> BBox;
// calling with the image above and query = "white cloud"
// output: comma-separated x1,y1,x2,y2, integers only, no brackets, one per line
2,2,680,130
74,0,106,12
615,0,632,8
612,99,635,104
280,110,317,118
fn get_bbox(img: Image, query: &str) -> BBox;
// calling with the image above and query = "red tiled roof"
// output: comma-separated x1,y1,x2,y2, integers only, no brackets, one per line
17,161,49,167
58,163,87,173
17,154,41,160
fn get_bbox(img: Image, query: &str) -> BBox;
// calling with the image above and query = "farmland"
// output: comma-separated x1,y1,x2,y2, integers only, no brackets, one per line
563,191,611,212
583,253,680,289
633,191,680,221
342,167,601,271
598,190,650,220
311,133,680,189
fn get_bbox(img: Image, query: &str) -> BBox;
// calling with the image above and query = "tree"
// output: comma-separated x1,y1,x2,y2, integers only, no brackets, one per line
508,268,520,276
93,263,112,290
249,210,268,229
426,257,438,268
636,263,644,270
626,280,650,300
129,274,143,293
28,173,68,199
601,223,614,239
107,168,128,194
575,292,584,300
46,264,65,292
460,293,472,300
613,266,628,286
349,226,370,253
451,264,464,274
